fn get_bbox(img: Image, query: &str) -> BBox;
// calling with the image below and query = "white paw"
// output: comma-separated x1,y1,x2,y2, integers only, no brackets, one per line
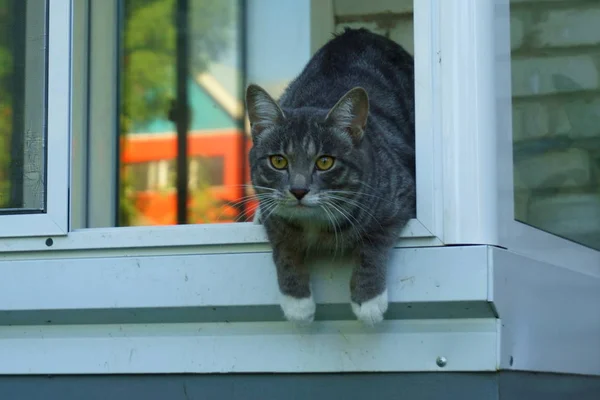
280,294,316,325
351,290,388,326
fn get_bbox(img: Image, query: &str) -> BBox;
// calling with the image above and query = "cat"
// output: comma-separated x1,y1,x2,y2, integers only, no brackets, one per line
245,28,415,325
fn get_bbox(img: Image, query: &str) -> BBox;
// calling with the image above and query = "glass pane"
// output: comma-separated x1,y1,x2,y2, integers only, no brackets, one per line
511,0,600,250
0,0,46,213
118,0,245,226
115,0,415,227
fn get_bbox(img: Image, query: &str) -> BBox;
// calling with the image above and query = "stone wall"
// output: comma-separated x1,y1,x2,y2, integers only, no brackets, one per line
332,0,600,250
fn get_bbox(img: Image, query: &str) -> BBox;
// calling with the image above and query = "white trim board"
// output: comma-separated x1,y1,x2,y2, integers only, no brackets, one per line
0,242,600,375
0,319,498,374
0,245,496,374
0,246,490,315
1,245,598,376
490,247,600,376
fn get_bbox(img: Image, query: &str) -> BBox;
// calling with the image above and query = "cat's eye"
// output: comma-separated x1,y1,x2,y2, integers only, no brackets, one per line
315,156,335,171
269,155,288,170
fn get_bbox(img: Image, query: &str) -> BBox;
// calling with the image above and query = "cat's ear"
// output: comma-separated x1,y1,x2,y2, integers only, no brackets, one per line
245,84,285,139
325,87,369,143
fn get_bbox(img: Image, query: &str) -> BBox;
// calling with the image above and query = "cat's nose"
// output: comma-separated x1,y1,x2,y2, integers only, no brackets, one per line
290,188,309,200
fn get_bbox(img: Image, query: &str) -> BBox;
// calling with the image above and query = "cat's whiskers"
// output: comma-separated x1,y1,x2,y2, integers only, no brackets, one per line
232,201,269,223
228,191,274,203
260,200,280,223
216,192,274,222
319,204,341,259
224,193,276,210
257,198,280,221
326,194,384,231
322,199,369,247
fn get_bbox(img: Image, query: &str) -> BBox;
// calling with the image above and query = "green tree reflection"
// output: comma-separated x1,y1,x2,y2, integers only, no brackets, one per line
0,0,14,208
119,0,234,225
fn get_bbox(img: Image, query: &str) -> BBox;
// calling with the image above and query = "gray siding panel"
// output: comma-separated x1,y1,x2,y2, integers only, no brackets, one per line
2,372,599,399
0,373,497,400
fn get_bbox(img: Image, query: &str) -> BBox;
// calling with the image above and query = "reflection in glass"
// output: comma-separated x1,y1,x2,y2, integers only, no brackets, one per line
119,0,243,226
117,0,415,227
0,0,46,213
118,0,314,226
511,0,600,249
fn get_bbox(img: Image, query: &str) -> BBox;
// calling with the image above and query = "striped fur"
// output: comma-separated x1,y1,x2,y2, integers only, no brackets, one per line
245,28,415,324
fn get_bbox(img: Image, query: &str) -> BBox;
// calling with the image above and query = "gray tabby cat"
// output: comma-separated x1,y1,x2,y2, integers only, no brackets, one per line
245,28,415,325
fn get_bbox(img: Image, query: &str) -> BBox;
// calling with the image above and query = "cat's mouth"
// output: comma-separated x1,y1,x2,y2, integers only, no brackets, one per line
291,199,320,208
279,196,320,208
276,200,320,215
294,201,312,207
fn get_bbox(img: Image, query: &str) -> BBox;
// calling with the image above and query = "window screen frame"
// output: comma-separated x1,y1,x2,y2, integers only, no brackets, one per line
0,0,70,238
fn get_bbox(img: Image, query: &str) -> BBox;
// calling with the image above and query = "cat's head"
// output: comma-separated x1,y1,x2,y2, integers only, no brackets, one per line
245,84,369,223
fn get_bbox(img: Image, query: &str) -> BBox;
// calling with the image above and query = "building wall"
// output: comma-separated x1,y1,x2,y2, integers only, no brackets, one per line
332,0,600,250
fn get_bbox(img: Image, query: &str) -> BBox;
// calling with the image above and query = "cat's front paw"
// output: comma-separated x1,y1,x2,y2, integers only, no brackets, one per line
351,290,388,326
280,294,316,325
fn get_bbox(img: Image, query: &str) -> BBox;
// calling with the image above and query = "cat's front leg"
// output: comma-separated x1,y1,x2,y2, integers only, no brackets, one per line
350,241,392,325
272,244,315,325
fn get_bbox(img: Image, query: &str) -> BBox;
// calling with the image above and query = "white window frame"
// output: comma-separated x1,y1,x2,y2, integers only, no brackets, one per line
0,0,70,238
438,0,600,274
0,0,444,250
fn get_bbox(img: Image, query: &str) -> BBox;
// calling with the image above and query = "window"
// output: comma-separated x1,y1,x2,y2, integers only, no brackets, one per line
0,0,45,212
431,0,600,270
118,0,246,226
510,0,600,251
71,0,441,245
0,0,442,243
472,0,600,270
122,155,226,225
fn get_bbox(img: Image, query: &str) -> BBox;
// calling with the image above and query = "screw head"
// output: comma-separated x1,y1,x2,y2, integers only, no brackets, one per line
436,356,447,367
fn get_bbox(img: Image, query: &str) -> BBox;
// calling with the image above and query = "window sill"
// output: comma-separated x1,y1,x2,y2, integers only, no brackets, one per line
0,246,597,376
0,219,441,255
